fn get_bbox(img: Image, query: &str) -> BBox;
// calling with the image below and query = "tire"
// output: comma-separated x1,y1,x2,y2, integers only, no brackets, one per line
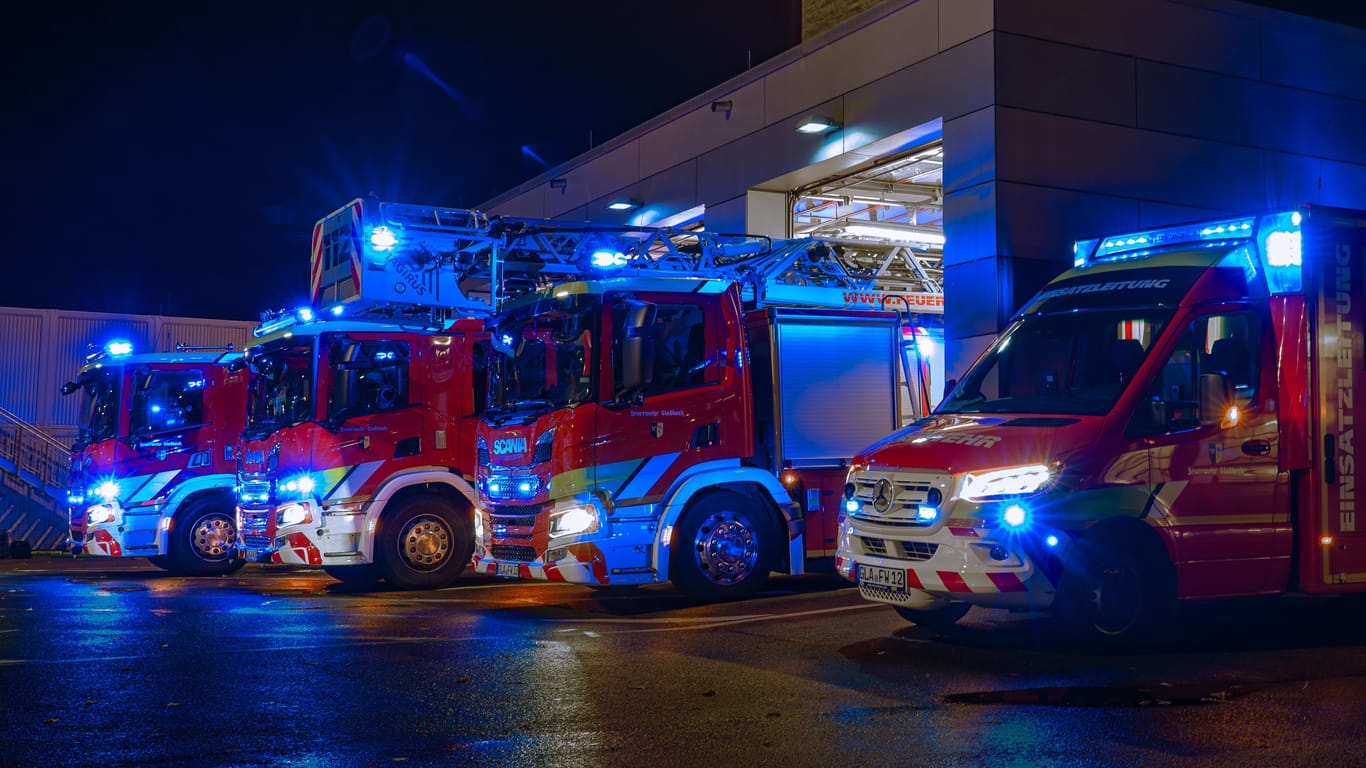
375,494,473,590
323,564,382,587
8,540,32,559
1059,534,1173,645
169,497,245,576
893,601,971,630
669,490,778,602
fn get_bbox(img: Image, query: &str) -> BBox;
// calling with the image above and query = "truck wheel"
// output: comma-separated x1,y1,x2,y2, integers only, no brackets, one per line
169,498,245,576
670,490,778,602
1061,536,1172,644
323,565,382,588
893,602,971,630
375,494,473,590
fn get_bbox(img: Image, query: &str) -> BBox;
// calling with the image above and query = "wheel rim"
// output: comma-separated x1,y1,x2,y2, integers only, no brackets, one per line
191,515,234,561
690,510,759,585
399,514,451,571
1088,561,1144,636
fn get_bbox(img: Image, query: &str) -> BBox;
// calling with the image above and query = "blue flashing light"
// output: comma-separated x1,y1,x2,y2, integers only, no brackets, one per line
281,474,316,495
1080,217,1257,264
369,225,398,251
590,248,628,268
186,378,205,389
95,480,121,502
295,307,315,323
375,350,395,361
329,305,344,317
916,505,940,523
1045,534,1059,547
1002,504,1028,529
105,340,134,357
844,499,859,514
1257,210,1304,294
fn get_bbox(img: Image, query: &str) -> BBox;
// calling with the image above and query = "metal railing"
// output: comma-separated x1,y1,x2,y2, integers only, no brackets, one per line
0,404,70,551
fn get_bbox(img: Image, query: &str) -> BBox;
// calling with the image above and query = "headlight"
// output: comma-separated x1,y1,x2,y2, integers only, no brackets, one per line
958,464,1053,500
550,505,599,538
86,504,117,525
277,503,312,527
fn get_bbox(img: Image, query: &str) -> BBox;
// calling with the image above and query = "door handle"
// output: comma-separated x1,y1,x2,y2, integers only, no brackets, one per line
1242,439,1271,457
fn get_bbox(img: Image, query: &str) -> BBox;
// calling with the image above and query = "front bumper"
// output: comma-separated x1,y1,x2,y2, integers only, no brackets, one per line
837,517,1061,612
237,501,368,567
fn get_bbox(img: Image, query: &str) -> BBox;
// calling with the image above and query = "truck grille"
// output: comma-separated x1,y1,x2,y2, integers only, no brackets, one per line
491,545,537,562
239,510,272,550
860,537,938,562
239,476,273,509
489,505,539,540
845,469,952,527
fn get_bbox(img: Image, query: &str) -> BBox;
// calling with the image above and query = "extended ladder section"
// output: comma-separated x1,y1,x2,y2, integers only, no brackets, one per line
308,198,945,323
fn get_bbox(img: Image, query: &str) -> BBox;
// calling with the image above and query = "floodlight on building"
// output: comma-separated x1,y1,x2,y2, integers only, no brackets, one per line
607,198,641,211
796,116,840,134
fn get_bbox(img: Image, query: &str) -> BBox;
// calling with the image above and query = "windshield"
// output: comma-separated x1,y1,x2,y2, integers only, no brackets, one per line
244,338,314,439
488,293,599,415
324,335,411,424
939,309,1174,416
72,368,120,447
130,368,206,436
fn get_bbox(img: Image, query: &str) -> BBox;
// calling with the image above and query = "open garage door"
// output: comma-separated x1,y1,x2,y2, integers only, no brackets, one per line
790,141,945,418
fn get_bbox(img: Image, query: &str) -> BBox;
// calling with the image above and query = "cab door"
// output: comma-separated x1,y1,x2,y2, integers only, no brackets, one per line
1140,308,1288,597
593,292,740,507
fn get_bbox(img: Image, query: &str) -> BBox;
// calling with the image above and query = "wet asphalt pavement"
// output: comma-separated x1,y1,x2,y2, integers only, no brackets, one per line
2,556,1365,768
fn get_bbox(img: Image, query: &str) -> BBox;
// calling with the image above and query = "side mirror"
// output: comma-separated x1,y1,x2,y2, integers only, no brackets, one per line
1198,372,1234,427
60,381,81,395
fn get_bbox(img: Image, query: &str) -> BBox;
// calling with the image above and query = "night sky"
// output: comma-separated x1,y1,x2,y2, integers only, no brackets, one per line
4,2,1362,322
3,2,801,321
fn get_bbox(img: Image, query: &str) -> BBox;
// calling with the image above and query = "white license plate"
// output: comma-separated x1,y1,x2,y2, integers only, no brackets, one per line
496,562,520,578
859,565,907,594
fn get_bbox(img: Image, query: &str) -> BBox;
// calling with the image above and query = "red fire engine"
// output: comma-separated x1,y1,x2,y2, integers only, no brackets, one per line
471,223,943,600
837,205,1366,641
62,342,247,575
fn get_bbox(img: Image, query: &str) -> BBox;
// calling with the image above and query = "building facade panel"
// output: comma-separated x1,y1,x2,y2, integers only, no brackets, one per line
639,80,766,179
843,32,994,154
1262,16,1366,102
1137,60,1366,166
994,107,1268,211
0,310,46,423
995,0,1261,78
764,0,940,126
995,33,1138,127
939,0,993,49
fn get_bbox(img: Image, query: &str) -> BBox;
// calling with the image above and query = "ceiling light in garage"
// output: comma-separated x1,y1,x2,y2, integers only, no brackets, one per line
607,198,641,211
796,116,840,134
843,221,945,245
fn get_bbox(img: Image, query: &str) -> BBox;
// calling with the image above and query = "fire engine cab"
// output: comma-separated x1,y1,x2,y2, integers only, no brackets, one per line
63,342,246,576
472,223,943,600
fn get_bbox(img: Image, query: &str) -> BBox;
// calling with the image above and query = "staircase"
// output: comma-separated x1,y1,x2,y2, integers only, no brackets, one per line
0,405,71,552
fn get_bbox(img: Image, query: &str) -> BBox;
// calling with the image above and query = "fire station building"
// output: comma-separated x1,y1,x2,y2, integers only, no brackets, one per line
478,0,1366,382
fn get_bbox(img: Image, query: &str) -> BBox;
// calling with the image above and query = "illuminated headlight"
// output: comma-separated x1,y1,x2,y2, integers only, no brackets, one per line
94,481,121,502
281,474,317,496
550,506,599,538
86,504,117,525
958,464,1053,500
277,503,313,527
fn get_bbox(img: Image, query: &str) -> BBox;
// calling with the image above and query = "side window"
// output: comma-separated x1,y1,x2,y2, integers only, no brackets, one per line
1142,310,1260,432
641,304,707,396
130,370,206,435
328,339,410,419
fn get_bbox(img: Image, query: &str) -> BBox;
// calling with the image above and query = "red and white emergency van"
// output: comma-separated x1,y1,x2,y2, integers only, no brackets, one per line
63,342,247,576
837,205,1366,640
